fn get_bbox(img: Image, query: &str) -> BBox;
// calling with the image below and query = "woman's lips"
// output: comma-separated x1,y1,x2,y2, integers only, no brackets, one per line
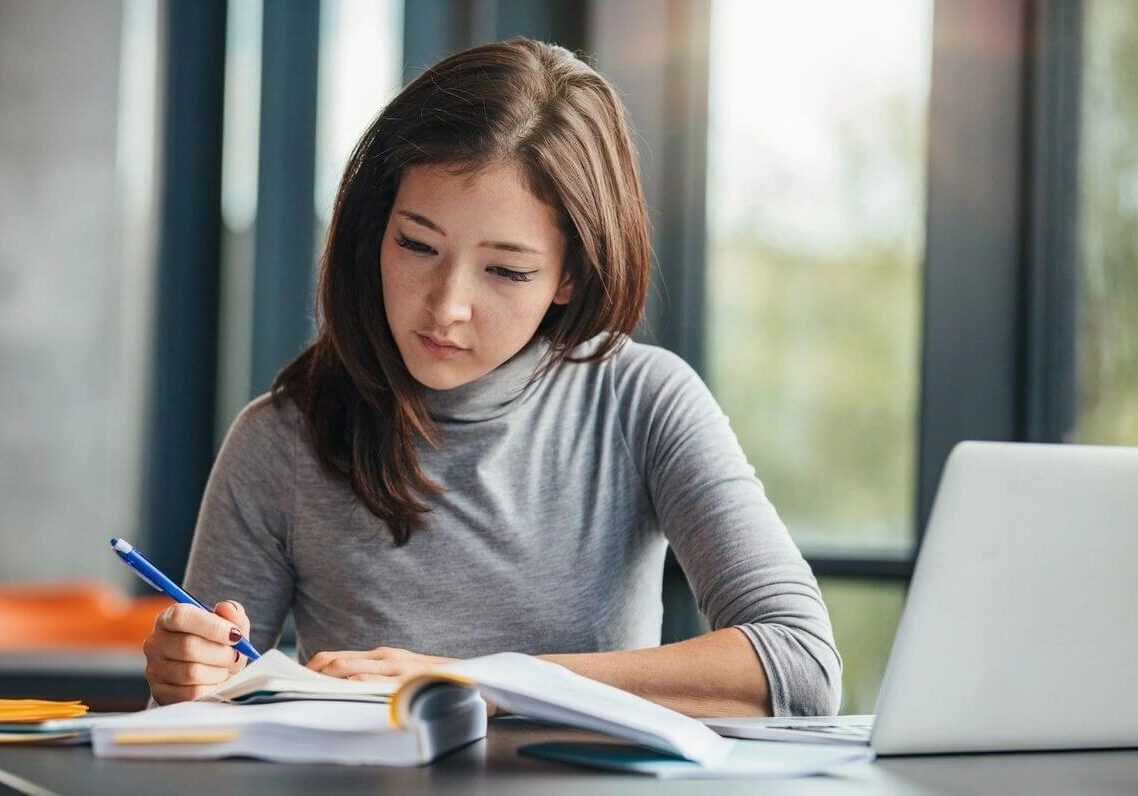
417,333,467,359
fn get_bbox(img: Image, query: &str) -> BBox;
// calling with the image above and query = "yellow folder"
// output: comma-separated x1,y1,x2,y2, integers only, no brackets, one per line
0,699,89,723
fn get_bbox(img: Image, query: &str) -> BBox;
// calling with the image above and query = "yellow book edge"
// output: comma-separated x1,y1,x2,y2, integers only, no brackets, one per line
113,729,241,745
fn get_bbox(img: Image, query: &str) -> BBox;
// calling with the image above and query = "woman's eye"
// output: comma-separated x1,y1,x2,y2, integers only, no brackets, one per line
395,234,436,255
488,266,535,283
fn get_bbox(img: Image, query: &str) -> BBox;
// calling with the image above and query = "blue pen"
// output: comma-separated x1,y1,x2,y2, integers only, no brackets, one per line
109,538,261,661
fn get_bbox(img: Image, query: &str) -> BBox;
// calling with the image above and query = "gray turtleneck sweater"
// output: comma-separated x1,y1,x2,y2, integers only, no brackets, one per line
183,335,841,716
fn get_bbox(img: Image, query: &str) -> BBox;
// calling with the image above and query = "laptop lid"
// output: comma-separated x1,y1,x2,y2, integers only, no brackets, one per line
871,441,1138,755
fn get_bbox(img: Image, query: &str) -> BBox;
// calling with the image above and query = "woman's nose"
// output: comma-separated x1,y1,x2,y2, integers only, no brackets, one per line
425,264,473,326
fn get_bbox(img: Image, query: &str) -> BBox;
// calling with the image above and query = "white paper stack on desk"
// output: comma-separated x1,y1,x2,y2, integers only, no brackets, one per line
91,650,485,765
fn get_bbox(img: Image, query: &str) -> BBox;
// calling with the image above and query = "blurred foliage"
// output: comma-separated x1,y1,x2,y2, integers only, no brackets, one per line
818,578,906,714
1077,0,1138,445
703,0,1137,716
707,237,920,550
707,230,919,714
705,2,927,713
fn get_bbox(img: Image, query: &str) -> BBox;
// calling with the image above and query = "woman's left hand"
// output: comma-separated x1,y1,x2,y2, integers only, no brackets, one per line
305,646,457,687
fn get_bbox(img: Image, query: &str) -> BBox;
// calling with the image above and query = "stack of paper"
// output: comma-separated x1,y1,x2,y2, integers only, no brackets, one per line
92,696,486,765
91,652,485,765
0,699,92,745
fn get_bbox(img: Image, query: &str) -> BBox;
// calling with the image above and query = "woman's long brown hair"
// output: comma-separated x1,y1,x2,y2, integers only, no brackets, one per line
273,38,651,545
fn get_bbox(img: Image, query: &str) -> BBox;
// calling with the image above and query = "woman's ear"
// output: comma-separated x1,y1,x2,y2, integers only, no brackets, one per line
552,275,573,305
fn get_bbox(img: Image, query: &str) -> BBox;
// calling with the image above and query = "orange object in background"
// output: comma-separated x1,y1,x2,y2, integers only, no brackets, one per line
0,582,170,649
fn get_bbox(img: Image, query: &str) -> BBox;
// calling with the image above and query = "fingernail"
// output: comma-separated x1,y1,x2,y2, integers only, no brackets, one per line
228,627,243,644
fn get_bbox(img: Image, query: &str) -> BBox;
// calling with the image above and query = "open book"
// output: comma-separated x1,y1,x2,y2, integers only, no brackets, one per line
200,649,395,704
92,649,735,766
395,652,733,766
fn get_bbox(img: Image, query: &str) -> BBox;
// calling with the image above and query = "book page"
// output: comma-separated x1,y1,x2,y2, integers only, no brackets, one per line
202,649,395,703
399,653,732,766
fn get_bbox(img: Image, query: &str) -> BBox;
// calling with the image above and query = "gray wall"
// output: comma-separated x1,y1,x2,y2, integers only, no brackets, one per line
0,0,151,588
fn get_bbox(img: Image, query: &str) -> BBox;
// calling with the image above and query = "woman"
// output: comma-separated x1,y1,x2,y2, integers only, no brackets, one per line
143,38,841,718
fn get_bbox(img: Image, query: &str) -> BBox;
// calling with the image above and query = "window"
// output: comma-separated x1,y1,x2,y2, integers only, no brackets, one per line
1076,0,1138,446
216,0,404,430
705,0,933,712
217,0,264,433
314,0,404,230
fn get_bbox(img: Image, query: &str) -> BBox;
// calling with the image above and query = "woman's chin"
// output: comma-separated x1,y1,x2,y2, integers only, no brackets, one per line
407,360,485,391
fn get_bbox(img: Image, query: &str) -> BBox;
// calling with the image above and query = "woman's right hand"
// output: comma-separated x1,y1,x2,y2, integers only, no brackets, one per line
142,599,252,705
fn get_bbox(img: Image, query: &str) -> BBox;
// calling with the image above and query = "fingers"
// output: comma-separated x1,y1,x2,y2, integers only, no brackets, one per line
212,600,251,638
306,647,454,686
156,603,242,646
311,656,403,680
211,601,253,673
147,626,242,668
150,683,218,705
144,652,236,705
151,678,231,710
150,660,232,687
306,649,379,673
143,600,252,705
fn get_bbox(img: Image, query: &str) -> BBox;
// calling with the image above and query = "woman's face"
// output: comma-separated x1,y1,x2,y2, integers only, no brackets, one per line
380,162,572,390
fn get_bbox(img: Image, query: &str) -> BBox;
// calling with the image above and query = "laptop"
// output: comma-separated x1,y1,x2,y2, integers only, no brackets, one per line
705,441,1138,755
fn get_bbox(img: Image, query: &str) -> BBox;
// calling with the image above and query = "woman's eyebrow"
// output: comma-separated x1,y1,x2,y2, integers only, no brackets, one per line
396,209,543,255
479,239,544,256
396,210,445,234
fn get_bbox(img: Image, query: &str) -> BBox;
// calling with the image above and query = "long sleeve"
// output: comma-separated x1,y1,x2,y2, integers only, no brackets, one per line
182,395,298,654
614,345,842,716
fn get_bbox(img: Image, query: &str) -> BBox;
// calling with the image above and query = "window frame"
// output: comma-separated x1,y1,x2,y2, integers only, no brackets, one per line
142,0,1088,594
593,0,1085,588
140,0,227,583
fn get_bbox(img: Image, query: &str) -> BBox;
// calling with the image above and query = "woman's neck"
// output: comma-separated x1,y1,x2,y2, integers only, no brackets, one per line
420,335,550,423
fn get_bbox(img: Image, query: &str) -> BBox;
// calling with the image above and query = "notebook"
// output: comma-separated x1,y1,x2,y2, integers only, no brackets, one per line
520,740,874,779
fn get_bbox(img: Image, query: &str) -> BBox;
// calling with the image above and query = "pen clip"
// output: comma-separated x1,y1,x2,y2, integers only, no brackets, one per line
128,562,164,593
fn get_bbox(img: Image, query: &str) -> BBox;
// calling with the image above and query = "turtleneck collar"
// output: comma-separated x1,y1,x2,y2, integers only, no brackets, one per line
421,335,551,423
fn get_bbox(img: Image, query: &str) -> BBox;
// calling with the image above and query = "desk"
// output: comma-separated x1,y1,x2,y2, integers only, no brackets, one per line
1,718,1137,795
0,651,149,712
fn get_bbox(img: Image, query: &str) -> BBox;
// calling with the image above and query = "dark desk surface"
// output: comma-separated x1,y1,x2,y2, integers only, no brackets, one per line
0,651,149,713
2,718,1138,795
